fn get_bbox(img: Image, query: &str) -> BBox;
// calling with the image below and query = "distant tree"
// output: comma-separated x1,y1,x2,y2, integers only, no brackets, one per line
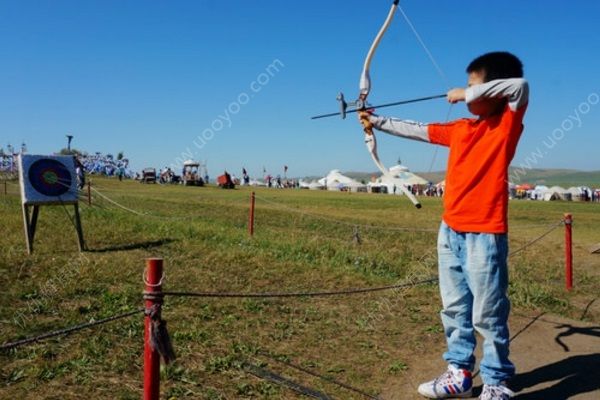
58,148,82,156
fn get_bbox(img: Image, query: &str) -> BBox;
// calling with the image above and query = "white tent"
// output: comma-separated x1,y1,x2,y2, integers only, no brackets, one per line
307,180,325,190
368,165,428,195
299,179,324,190
298,179,311,189
543,186,570,201
532,185,548,200
567,186,583,201
318,170,366,192
248,179,266,187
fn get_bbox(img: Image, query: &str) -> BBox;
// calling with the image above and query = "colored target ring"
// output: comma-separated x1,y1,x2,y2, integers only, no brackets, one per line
28,159,72,197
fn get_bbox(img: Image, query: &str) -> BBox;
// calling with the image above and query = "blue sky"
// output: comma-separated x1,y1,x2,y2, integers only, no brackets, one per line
2,0,600,177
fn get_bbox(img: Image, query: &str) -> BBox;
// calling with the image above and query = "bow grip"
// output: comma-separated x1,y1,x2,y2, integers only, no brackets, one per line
337,92,348,119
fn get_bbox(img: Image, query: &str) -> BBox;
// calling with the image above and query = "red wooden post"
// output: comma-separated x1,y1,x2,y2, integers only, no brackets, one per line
249,191,256,236
564,213,573,291
87,180,92,206
144,258,163,400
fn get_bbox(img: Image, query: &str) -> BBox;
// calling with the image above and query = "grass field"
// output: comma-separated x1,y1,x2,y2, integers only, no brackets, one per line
1,177,599,399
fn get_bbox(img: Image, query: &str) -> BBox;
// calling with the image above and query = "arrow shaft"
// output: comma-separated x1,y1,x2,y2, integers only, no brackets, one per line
311,93,446,120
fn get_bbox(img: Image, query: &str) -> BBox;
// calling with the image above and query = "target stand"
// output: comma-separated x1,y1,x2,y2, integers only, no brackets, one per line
18,155,85,254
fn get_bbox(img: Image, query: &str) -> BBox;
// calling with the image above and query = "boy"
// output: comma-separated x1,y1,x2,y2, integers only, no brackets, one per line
359,52,528,400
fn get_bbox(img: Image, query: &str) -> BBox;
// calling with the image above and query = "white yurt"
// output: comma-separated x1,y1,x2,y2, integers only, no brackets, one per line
368,165,428,195
318,170,366,192
248,179,266,187
307,180,325,190
532,185,549,200
543,186,571,201
567,187,583,201
298,179,311,189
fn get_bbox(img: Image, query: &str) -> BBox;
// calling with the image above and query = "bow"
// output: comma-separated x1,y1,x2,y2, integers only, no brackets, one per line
357,0,421,208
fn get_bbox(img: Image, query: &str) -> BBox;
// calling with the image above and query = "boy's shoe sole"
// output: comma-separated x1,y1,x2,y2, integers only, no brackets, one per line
417,387,473,399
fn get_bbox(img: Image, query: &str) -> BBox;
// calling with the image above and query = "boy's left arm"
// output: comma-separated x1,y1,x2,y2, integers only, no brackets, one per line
465,78,529,111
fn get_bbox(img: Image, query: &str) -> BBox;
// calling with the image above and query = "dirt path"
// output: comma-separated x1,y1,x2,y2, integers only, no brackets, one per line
379,312,600,399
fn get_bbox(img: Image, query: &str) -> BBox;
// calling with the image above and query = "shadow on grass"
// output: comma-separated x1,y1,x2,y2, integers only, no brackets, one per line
86,238,175,253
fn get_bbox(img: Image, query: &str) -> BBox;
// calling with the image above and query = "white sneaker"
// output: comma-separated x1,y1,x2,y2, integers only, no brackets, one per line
479,384,514,400
417,364,473,398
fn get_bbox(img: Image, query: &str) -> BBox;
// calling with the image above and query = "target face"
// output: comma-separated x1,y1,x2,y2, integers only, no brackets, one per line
19,155,78,205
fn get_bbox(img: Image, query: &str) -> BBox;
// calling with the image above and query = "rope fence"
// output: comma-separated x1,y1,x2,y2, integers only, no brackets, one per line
252,193,440,233
0,308,144,351
257,351,382,400
158,277,438,300
9,180,573,245
508,219,565,257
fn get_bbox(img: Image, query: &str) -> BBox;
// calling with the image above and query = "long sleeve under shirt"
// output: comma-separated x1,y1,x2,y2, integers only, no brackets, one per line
369,78,529,233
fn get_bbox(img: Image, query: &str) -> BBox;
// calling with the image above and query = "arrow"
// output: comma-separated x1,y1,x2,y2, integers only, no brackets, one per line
311,93,446,120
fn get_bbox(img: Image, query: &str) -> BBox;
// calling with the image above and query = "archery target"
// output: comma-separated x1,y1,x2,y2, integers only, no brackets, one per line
19,155,78,205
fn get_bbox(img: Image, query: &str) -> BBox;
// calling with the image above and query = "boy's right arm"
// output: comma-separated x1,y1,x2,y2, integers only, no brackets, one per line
362,113,432,143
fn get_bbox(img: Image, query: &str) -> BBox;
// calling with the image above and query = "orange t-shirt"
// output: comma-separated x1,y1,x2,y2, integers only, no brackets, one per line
428,104,527,233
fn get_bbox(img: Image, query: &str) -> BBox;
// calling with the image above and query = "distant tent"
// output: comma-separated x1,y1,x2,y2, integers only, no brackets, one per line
308,180,325,190
249,179,266,187
318,170,366,192
532,185,549,200
299,179,324,190
567,187,583,201
368,165,428,195
543,186,570,201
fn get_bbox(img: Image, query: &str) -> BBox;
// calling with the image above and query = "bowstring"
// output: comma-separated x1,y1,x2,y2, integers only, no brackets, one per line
397,4,454,173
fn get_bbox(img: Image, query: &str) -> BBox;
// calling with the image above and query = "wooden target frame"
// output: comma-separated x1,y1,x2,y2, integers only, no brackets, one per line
18,154,85,254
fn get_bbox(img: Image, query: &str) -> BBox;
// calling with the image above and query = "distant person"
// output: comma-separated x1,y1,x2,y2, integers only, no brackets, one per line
75,157,85,190
360,51,528,400
117,166,124,181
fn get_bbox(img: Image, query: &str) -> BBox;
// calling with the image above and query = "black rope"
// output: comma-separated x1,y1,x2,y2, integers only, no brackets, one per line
259,352,381,400
0,308,144,351
162,277,438,299
243,362,333,399
509,220,564,257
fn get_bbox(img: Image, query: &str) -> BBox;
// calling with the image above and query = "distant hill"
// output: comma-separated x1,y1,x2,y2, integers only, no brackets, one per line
419,168,600,187
303,168,600,188
504,168,600,187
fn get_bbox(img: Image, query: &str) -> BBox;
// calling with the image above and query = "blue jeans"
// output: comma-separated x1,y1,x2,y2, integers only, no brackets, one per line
437,221,514,385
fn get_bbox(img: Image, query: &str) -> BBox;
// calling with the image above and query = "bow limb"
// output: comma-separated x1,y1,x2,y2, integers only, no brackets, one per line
359,0,400,97
365,126,421,207
359,0,400,177
364,128,387,175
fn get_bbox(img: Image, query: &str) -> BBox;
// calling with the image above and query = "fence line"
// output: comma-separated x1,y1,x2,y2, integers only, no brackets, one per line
253,193,439,233
2,215,566,351
257,351,381,400
159,277,438,300
0,308,144,351
91,186,213,221
509,220,564,256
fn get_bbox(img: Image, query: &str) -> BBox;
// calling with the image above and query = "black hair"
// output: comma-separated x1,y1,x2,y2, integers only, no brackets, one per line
466,51,523,82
